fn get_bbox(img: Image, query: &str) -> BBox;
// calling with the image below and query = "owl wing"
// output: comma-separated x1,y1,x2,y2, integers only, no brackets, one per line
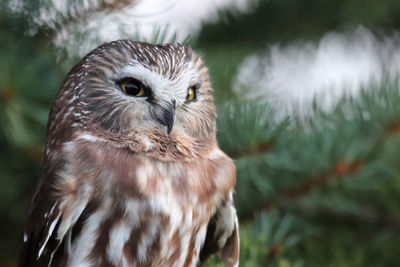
200,193,239,267
19,158,72,267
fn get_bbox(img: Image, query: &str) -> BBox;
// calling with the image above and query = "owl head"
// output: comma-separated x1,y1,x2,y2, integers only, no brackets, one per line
49,40,217,150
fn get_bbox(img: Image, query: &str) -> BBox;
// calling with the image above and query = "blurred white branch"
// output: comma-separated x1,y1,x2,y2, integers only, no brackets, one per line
234,27,400,120
7,0,257,59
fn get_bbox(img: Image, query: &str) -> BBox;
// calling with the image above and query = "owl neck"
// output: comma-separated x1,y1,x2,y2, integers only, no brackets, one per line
80,128,217,162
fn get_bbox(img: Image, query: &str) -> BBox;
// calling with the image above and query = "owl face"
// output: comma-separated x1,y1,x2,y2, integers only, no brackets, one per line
66,40,216,142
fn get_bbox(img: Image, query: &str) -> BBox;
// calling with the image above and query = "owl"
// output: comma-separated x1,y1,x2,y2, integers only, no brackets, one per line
19,40,239,267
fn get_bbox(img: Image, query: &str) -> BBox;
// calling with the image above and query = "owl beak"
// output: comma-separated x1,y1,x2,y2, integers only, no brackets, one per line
156,101,175,135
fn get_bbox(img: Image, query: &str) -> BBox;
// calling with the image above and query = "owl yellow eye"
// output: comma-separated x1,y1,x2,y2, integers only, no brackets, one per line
186,87,196,101
120,78,146,97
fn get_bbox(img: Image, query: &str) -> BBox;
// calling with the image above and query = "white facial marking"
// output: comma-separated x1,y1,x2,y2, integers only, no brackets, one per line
117,62,199,105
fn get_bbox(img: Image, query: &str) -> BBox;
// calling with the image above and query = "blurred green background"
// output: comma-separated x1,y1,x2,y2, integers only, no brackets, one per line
2,0,400,266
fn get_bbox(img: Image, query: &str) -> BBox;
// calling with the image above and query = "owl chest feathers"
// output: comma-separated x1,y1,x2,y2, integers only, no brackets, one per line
54,133,236,266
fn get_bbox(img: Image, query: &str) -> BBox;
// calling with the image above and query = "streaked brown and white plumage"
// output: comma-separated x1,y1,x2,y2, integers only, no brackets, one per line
20,40,239,267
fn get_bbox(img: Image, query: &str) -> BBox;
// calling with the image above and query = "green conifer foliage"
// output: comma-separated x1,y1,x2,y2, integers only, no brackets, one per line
2,0,400,266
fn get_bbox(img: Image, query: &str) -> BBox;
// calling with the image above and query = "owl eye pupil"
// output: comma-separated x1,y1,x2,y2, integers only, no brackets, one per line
119,78,146,97
124,83,140,95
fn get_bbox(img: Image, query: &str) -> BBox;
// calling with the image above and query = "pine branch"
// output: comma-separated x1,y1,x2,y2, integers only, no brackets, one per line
227,141,274,159
298,206,400,228
50,0,136,34
247,160,365,218
239,110,400,223
266,240,285,260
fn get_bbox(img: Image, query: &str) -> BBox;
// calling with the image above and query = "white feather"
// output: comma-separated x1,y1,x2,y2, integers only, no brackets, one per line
107,221,132,266
37,214,61,258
